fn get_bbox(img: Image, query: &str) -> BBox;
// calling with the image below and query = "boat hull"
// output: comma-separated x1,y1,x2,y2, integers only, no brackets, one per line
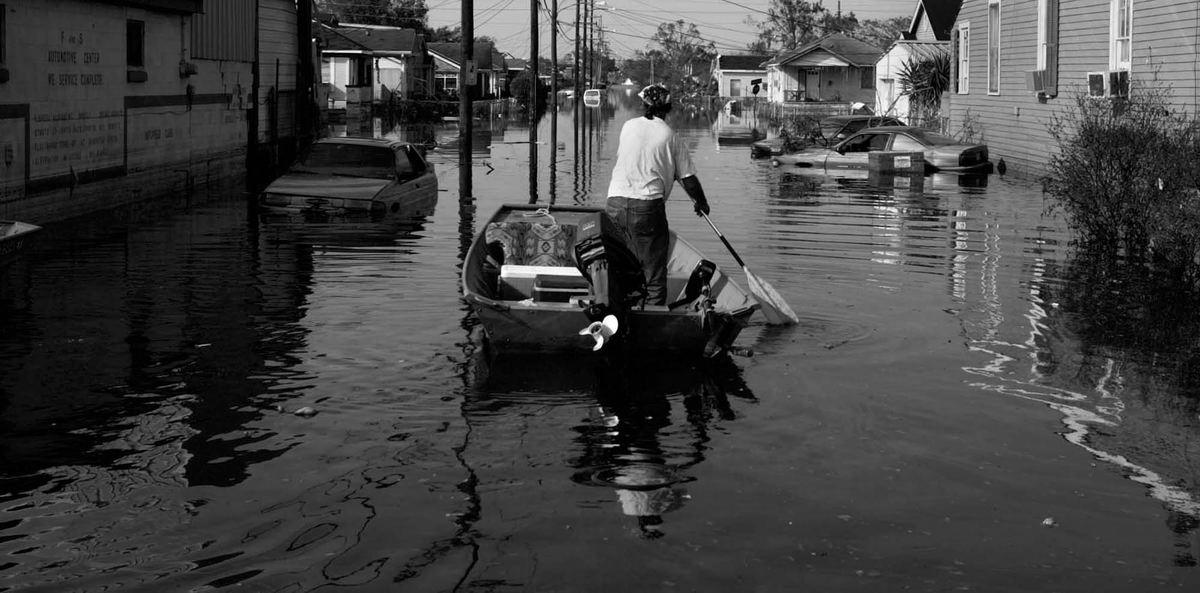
0,221,42,266
462,204,757,356
469,296,752,355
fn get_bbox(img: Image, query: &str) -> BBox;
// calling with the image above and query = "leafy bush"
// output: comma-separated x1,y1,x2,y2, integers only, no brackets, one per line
1046,83,1200,281
777,116,821,152
508,71,548,113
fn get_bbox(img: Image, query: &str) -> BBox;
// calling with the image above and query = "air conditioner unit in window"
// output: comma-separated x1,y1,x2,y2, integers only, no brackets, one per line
1107,70,1129,97
1087,72,1107,97
1026,70,1047,94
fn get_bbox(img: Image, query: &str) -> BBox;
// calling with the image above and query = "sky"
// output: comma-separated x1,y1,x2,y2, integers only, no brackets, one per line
425,0,917,60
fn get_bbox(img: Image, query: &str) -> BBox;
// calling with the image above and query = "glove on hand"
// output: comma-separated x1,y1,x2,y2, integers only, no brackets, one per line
693,197,711,216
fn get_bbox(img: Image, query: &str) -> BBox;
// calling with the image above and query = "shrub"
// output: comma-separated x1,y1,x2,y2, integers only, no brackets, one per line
1046,82,1200,281
508,71,547,113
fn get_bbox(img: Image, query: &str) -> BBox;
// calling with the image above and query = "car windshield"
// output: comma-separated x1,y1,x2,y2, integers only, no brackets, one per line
295,143,395,177
901,129,961,147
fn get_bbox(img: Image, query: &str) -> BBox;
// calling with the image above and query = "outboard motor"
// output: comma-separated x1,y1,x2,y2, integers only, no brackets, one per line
668,259,716,310
573,212,647,323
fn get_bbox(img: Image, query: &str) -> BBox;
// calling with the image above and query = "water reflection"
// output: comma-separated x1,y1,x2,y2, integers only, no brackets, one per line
466,351,754,539
1039,256,1200,505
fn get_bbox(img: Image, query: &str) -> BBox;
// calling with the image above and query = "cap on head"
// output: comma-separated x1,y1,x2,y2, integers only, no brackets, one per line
638,83,671,108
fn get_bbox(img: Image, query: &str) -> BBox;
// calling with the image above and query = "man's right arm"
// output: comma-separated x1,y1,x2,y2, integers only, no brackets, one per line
680,175,710,216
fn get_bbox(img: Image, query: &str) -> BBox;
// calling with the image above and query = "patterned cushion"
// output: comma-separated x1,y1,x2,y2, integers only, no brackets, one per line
485,221,530,265
524,223,578,267
485,221,577,267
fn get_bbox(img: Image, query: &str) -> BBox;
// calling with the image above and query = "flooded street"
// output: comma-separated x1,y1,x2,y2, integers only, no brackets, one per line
3,89,1200,591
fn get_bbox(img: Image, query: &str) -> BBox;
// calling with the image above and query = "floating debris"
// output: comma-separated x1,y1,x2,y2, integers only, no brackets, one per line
293,406,318,417
1041,517,1057,528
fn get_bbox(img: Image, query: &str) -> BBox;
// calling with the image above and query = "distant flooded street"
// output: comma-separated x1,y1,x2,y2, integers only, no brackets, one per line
2,89,1200,591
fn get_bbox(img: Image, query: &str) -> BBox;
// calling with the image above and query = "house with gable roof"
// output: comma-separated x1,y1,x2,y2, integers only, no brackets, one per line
875,0,961,125
427,41,507,100
763,33,884,105
945,0,1200,176
711,54,770,100
318,23,433,108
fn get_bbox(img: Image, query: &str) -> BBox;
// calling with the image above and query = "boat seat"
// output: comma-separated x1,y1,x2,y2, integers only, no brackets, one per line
485,221,579,267
498,264,584,300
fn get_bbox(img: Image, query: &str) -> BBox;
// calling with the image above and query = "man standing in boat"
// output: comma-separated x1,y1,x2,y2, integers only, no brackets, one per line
605,83,711,305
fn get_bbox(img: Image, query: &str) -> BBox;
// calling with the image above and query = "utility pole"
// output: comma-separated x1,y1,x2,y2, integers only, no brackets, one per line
551,0,558,112
460,0,474,200
573,1,580,103
531,0,539,129
550,0,558,204
529,0,539,202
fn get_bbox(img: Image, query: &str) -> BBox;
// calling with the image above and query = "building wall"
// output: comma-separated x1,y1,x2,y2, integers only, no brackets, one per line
946,0,1200,177
0,0,255,223
715,68,765,98
876,41,950,123
876,44,917,118
255,0,298,149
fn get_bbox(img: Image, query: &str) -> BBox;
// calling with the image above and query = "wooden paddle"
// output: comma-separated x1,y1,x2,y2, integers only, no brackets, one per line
697,211,799,325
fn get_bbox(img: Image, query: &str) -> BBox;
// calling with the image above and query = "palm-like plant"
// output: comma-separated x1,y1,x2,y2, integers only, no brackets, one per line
896,51,950,124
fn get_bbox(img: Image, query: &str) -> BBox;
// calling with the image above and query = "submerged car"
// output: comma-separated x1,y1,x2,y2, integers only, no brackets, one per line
750,115,904,158
259,138,438,216
583,88,603,107
771,126,992,173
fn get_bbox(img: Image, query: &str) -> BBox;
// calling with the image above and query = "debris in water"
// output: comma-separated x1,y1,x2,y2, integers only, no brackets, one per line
730,346,754,357
293,406,318,417
1041,517,1057,528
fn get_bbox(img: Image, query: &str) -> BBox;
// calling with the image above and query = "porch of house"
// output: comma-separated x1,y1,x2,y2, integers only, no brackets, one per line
756,101,856,124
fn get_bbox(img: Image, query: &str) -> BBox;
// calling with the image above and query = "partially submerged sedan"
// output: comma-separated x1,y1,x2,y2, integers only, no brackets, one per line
771,126,992,173
751,115,904,158
259,137,438,217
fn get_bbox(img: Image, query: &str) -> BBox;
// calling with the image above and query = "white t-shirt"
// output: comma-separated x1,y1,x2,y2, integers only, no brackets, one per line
605,116,697,201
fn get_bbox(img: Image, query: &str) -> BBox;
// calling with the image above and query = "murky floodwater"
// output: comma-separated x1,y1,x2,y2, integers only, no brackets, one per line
3,89,1200,591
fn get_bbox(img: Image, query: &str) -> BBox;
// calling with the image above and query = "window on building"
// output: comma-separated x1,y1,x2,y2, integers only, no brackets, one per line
348,57,373,87
987,1,1000,94
956,23,970,94
127,20,145,68
1036,0,1060,96
436,73,458,94
730,79,741,97
860,66,875,89
1111,0,1131,71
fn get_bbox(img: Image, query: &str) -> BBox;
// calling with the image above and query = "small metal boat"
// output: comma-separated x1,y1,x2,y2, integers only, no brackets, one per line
0,220,42,266
461,204,758,356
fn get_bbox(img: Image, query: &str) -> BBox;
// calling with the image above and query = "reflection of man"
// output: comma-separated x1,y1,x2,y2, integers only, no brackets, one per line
605,83,711,305
616,479,687,539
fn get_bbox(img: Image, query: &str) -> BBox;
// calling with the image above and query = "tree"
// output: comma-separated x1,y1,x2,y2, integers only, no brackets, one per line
819,9,858,36
426,25,461,42
508,70,547,113
318,0,428,30
649,20,716,97
619,49,665,86
855,16,909,50
754,0,829,52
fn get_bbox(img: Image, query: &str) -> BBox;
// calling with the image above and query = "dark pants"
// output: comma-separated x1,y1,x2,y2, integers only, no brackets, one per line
605,196,669,305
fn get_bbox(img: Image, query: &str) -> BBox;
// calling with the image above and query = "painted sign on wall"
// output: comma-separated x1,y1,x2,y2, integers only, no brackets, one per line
30,26,125,179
